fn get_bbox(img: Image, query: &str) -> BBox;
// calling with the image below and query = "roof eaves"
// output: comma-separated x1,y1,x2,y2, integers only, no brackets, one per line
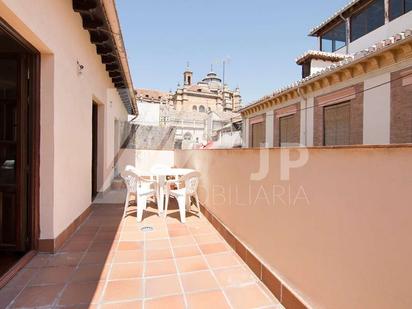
241,29,412,114
308,0,362,36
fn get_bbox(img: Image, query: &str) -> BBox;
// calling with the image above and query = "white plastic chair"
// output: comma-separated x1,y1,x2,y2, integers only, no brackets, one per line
164,171,201,223
121,166,158,222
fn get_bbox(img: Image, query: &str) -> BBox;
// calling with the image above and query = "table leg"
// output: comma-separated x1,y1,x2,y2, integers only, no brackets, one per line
158,176,165,214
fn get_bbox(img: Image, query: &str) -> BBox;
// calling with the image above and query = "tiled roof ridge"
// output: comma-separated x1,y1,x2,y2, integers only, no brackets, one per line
295,50,352,64
309,0,361,35
242,29,412,112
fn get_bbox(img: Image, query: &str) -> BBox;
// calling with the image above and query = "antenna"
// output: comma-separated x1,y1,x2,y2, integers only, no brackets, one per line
222,60,226,87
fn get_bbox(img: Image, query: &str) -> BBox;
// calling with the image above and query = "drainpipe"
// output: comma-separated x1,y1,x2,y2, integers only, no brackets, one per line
297,86,307,146
340,13,350,55
384,0,390,24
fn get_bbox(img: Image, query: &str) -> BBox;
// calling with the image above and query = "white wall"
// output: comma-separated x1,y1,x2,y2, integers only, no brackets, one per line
266,111,274,147
363,73,391,144
117,149,174,174
136,101,160,125
243,118,249,148
300,97,314,147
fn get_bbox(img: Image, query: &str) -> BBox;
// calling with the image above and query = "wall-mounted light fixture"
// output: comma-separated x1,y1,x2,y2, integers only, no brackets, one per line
77,60,85,75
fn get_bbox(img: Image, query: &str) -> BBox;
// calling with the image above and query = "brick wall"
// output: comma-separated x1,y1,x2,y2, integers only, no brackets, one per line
390,67,412,143
273,103,301,147
314,83,364,146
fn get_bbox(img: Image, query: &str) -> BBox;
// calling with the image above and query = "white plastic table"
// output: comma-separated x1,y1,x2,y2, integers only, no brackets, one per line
150,167,195,213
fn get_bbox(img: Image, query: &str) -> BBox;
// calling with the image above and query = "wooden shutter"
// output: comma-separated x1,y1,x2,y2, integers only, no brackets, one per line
251,122,265,148
324,102,350,146
279,114,298,146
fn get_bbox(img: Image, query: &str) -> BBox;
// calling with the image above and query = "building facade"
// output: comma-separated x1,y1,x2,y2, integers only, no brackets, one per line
0,0,136,281
135,68,242,149
173,67,242,113
242,0,412,148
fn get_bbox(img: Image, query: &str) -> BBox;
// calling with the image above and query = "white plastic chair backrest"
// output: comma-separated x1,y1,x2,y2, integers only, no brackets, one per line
122,166,148,192
183,171,200,195
121,169,138,193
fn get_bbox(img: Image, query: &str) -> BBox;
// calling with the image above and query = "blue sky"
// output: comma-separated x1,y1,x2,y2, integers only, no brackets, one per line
117,0,349,105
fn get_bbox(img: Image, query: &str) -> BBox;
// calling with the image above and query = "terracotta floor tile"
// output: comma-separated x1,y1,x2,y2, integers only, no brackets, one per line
146,248,173,261
176,256,208,273
146,239,171,250
2,203,281,309
145,275,181,298
60,240,91,252
94,231,120,242
167,223,187,230
25,254,49,268
110,262,144,280
199,242,229,255
6,268,39,288
169,228,190,238
206,252,240,269
71,264,109,282
29,266,75,286
102,300,143,309
120,232,145,242
189,225,215,235
181,270,219,293
214,266,256,287
71,234,96,242
145,259,177,277
89,241,116,252
117,241,144,251
225,284,273,309
0,287,21,308
13,284,64,308
145,295,185,309
145,229,169,240
47,252,83,267
81,251,113,265
194,233,222,244
59,281,105,306
170,236,196,248
113,250,144,263
186,290,230,309
103,279,143,302
173,245,201,258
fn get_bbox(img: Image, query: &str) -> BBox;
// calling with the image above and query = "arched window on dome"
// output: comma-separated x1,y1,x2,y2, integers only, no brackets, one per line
199,105,205,113
192,105,197,111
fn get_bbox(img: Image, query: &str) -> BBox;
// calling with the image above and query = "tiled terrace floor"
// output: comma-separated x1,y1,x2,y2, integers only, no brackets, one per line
0,199,283,309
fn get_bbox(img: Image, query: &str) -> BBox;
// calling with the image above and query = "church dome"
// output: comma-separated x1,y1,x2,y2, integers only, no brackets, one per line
202,71,222,84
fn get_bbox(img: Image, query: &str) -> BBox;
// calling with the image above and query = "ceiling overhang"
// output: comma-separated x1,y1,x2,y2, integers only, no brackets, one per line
72,0,137,115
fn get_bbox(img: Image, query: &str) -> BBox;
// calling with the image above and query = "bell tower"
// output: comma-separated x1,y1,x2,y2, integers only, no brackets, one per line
183,63,192,86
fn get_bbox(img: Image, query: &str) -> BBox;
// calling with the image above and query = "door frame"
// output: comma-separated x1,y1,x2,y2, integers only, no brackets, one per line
0,18,40,252
92,103,99,199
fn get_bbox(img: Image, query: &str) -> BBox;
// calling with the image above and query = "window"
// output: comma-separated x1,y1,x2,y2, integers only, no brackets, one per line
250,121,266,148
389,0,412,20
279,114,299,147
199,105,205,113
188,76,191,85
323,102,351,146
302,61,311,78
192,105,197,111
351,0,385,42
321,22,346,52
